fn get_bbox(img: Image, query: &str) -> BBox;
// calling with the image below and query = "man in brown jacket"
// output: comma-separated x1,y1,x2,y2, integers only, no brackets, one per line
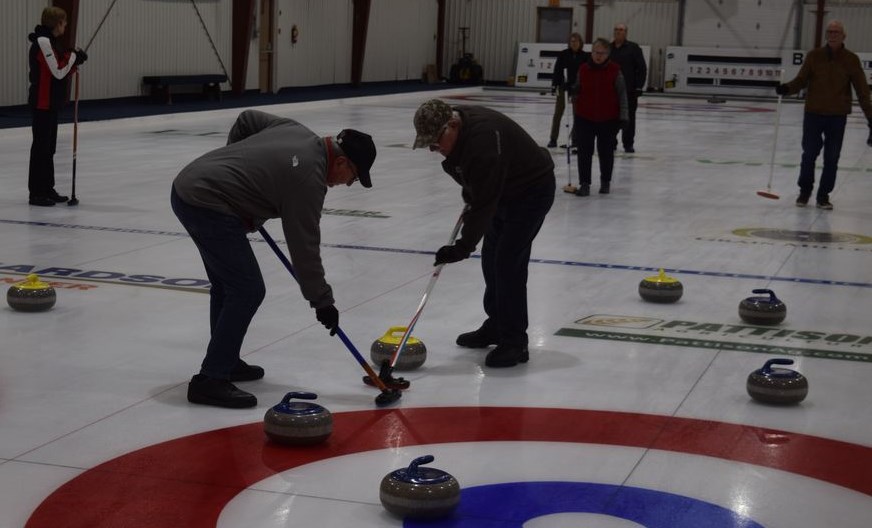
776,20,872,210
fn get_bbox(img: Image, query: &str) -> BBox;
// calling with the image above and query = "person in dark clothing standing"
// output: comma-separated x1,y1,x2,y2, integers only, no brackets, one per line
27,6,88,206
610,23,646,153
172,109,377,408
547,33,588,149
412,99,555,368
776,20,872,210
572,38,628,196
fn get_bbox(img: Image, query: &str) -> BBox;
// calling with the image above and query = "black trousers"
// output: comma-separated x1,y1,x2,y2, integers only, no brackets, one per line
575,117,619,186
620,93,639,149
478,177,555,347
28,109,59,198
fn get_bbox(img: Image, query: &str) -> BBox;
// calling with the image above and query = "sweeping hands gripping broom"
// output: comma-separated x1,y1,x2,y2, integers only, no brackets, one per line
258,226,401,407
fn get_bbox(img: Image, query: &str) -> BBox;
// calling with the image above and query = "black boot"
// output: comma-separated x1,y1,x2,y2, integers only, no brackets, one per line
187,374,257,408
456,327,498,348
48,190,69,203
29,196,55,206
485,345,530,368
229,359,264,382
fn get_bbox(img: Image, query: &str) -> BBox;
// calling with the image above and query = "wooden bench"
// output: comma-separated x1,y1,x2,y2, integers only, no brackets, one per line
142,74,227,104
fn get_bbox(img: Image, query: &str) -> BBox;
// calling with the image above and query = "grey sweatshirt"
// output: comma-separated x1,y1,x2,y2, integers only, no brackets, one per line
173,109,334,309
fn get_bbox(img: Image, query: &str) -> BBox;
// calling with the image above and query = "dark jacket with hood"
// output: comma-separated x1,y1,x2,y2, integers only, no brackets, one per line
440,105,555,255
28,25,75,111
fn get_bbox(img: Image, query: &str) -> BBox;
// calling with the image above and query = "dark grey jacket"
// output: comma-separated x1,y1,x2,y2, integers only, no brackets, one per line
173,110,333,308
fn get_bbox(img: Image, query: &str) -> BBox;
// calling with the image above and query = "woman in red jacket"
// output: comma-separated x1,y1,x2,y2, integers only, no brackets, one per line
27,7,87,206
572,38,628,196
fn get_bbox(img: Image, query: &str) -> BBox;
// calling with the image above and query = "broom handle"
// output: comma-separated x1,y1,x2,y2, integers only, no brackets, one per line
767,69,785,189
388,209,465,367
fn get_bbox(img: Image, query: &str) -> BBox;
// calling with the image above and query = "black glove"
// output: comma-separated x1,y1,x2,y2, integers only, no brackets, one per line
775,83,789,96
73,49,88,66
315,305,339,336
563,83,572,93
434,244,468,266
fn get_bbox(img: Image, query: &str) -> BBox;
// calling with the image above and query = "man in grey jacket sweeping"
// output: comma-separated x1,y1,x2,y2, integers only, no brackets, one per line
171,109,376,408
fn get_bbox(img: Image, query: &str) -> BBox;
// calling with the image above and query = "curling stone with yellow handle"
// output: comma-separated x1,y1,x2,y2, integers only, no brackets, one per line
371,326,427,371
7,274,56,312
638,268,683,303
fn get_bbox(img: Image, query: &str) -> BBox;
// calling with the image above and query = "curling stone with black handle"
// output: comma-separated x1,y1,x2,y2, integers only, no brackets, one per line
739,289,786,325
263,392,332,445
380,455,460,519
747,358,808,404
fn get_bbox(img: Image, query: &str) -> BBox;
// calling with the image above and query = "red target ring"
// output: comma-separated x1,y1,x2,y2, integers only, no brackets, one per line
26,407,872,527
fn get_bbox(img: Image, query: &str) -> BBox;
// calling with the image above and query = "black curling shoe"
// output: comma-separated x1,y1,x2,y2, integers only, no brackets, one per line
229,359,264,382
48,191,69,203
456,328,498,348
485,345,530,368
187,374,257,408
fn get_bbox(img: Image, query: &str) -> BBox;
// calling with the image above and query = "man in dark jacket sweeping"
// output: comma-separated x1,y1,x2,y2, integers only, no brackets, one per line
412,99,555,368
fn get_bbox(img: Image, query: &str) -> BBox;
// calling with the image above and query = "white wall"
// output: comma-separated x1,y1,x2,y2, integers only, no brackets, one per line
3,0,871,107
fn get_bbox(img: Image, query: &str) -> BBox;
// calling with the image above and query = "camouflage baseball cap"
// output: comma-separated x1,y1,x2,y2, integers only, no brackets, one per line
412,99,453,149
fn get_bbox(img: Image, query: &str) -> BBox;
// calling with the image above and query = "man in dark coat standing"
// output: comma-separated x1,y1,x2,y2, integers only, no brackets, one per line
610,23,646,153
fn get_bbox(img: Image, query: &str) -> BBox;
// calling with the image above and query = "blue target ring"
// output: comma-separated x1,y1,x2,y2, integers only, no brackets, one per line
405,481,764,528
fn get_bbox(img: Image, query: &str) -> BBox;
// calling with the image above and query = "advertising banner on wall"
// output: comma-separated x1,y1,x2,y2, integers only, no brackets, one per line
514,42,651,91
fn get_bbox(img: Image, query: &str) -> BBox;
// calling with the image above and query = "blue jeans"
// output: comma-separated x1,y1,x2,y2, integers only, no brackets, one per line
171,187,265,379
479,177,555,347
798,112,847,201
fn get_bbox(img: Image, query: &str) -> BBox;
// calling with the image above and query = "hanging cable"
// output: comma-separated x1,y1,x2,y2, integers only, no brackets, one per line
189,0,233,90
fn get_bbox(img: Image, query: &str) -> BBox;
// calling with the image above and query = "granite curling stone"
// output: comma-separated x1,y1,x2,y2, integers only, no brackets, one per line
639,268,683,303
371,326,427,371
380,455,460,519
7,274,56,312
263,392,332,445
739,288,786,325
747,358,808,404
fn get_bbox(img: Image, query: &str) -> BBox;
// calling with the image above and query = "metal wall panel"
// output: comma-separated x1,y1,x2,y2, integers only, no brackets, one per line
444,0,553,83
2,0,51,107
799,2,872,52
274,0,352,89
75,0,233,101
683,0,798,50
591,1,679,91
363,0,438,82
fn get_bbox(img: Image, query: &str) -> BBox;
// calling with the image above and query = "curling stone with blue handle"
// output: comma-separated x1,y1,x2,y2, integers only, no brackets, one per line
739,289,786,325
371,326,427,371
7,274,56,312
263,392,332,445
638,268,683,303
747,358,808,404
380,455,460,519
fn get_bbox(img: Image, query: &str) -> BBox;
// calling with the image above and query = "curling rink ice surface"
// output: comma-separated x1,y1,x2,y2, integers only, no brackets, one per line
1,87,871,528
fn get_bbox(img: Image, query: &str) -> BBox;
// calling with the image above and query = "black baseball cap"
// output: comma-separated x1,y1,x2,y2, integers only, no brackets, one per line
336,129,375,188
